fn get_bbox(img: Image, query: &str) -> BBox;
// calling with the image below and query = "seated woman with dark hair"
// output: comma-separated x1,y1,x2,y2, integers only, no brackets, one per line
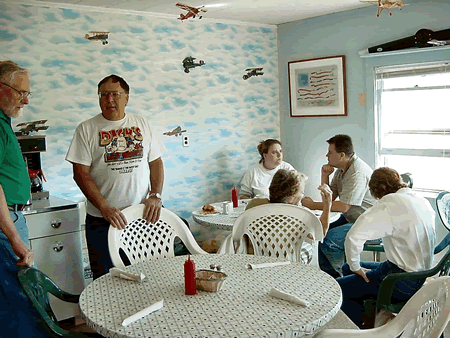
247,169,333,236
338,167,436,328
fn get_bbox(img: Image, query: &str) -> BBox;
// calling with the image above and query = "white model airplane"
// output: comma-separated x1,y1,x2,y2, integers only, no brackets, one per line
360,0,408,17
428,39,450,46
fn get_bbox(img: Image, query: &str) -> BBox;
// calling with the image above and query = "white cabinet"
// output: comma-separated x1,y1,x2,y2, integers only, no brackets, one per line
24,196,84,321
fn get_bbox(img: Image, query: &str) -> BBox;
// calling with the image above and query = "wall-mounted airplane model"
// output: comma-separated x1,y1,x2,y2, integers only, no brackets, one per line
176,3,207,21
85,31,109,45
163,126,187,137
360,0,408,17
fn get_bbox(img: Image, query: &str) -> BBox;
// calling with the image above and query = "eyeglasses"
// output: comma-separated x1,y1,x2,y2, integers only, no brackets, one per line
0,82,32,100
98,92,127,99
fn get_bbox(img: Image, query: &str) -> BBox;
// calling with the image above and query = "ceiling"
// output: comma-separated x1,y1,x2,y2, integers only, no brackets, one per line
26,0,374,25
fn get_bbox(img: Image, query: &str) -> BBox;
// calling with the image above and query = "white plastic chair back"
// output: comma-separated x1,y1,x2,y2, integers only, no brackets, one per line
314,276,450,338
108,204,207,269
220,203,323,264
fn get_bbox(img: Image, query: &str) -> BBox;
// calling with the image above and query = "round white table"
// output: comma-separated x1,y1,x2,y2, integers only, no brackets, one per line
79,254,342,338
192,200,341,231
192,200,250,230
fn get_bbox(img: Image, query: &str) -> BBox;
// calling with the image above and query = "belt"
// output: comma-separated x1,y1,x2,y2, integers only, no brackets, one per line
8,204,27,212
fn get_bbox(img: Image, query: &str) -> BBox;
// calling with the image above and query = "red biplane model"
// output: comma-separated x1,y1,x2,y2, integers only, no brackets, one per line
360,0,408,17
176,2,207,21
15,120,48,136
85,31,109,45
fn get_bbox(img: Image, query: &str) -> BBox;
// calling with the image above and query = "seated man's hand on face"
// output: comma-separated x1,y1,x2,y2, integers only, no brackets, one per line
321,164,335,176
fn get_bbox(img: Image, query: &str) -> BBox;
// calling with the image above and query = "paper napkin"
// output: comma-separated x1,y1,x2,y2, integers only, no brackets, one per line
121,299,164,326
269,288,310,307
110,267,146,283
247,261,291,270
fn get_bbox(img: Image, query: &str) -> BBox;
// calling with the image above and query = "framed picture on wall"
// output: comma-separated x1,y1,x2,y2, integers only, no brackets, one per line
288,55,347,117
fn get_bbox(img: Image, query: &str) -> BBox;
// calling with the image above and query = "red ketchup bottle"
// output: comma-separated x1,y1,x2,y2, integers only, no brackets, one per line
184,255,196,295
232,186,239,208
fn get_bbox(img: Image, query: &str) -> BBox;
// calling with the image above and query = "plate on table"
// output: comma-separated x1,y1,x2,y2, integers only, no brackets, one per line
192,206,223,217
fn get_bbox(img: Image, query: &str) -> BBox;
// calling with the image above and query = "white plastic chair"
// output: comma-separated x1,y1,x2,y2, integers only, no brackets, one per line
217,203,324,266
108,204,207,269
313,276,450,338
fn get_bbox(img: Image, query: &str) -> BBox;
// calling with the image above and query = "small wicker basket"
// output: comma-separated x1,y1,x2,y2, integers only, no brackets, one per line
196,270,227,292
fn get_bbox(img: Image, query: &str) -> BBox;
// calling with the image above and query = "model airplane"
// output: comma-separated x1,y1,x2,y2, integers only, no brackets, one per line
15,120,48,136
182,56,205,73
163,126,187,137
428,39,450,46
85,31,109,45
360,0,408,17
243,68,264,80
368,28,450,53
176,2,207,21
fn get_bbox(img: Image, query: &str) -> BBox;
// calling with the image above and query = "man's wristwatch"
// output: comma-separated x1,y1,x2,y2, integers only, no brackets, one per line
149,192,162,199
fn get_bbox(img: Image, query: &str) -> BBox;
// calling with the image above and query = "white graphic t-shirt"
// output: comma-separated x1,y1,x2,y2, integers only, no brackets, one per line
66,113,166,217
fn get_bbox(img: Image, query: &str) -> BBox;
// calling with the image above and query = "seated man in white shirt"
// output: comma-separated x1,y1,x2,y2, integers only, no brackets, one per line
337,167,436,328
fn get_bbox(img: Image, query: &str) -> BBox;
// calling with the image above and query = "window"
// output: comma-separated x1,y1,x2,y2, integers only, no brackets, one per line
375,61,450,193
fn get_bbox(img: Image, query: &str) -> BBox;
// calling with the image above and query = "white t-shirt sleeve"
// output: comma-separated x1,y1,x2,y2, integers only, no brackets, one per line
65,124,92,166
147,128,166,162
239,169,254,197
345,202,392,271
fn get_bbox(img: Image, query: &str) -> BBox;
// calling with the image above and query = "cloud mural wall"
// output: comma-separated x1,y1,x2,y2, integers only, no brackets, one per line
0,2,280,245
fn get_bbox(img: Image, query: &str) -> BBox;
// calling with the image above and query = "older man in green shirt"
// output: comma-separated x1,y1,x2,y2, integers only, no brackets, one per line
0,61,50,336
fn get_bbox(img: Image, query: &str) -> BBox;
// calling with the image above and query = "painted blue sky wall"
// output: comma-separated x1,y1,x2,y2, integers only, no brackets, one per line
0,3,279,227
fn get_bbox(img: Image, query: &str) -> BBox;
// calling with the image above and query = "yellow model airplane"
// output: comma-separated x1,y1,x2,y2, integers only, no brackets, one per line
360,0,408,17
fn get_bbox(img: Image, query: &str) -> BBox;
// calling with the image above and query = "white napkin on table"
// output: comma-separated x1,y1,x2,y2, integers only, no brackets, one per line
247,261,290,269
269,288,310,307
121,299,164,326
110,267,146,283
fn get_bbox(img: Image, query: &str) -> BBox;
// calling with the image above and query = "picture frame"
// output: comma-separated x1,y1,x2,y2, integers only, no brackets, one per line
288,55,347,117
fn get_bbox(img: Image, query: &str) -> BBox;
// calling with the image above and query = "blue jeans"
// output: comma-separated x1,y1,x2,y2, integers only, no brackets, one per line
319,223,353,277
338,260,425,328
0,211,51,337
85,214,115,280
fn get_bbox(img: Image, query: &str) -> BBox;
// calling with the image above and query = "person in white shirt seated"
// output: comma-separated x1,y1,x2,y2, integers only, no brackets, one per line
245,169,333,264
338,167,436,328
239,139,295,199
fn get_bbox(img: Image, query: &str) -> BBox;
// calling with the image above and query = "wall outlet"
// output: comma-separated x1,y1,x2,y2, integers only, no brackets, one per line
182,134,189,147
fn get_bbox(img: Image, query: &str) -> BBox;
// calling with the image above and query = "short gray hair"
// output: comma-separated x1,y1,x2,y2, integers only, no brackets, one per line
0,61,29,84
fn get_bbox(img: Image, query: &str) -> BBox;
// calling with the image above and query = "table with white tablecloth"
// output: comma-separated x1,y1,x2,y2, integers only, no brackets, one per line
79,254,344,338
192,199,341,231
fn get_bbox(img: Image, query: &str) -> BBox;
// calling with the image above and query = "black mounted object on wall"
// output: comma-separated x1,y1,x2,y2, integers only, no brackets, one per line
368,27,450,53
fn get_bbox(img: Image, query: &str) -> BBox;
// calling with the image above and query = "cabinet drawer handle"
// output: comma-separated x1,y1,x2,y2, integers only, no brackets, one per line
53,241,64,252
51,219,62,229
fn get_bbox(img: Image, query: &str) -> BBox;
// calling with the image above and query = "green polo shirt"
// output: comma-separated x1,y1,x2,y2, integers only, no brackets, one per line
0,110,30,205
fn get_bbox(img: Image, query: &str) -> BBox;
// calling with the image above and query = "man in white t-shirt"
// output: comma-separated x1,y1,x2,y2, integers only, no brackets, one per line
66,74,166,279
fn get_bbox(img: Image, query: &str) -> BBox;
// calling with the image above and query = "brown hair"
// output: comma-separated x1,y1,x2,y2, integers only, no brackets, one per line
257,139,281,163
0,61,28,84
269,169,308,204
98,74,130,94
326,134,354,156
369,167,408,199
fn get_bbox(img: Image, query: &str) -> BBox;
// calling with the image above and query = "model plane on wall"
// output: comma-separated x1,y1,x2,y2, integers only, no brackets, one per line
176,2,207,21
163,126,187,137
243,68,264,80
15,120,48,136
360,0,408,17
85,31,109,45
